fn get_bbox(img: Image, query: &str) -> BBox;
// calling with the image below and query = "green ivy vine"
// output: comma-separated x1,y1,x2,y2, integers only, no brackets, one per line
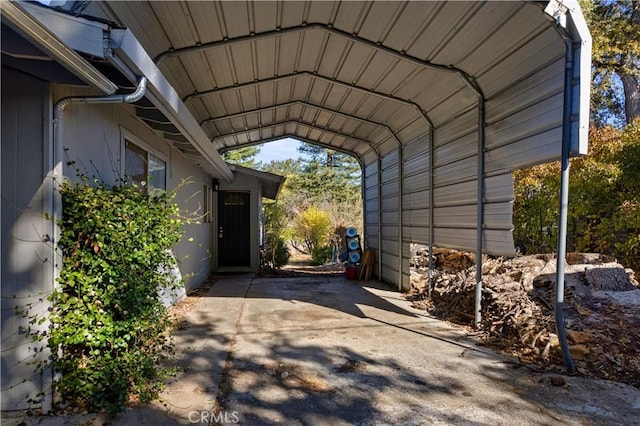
23,177,189,415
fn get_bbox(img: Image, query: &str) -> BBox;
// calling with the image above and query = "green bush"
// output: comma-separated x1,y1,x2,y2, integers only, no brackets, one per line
311,245,332,265
513,120,640,273
41,179,183,414
262,202,291,269
271,237,291,268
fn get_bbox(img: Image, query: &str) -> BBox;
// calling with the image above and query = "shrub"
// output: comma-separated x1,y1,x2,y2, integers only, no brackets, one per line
311,245,332,265
265,237,291,268
29,178,185,415
291,206,332,254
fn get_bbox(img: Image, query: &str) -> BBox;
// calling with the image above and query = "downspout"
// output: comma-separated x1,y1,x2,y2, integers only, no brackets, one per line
555,19,577,374
51,75,148,275
53,77,147,182
52,71,147,244
53,75,147,187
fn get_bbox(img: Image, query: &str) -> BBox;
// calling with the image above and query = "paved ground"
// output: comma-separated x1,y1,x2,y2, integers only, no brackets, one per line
5,274,640,425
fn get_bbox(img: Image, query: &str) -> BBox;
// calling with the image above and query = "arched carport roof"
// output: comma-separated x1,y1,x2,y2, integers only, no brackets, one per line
94,0,590,276
97,1,588,163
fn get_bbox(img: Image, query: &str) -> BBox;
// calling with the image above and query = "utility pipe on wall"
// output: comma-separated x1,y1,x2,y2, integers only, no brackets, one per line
53,76,148,185
47,75,146,411
51,75,148,277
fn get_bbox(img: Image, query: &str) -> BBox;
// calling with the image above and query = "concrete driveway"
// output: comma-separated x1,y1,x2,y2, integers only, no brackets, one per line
8,274,640,425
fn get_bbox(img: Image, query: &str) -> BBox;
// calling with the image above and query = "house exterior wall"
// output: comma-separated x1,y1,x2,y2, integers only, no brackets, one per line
216,171,261,273
52,85,215,293
1,68,52,411
2,78,220,410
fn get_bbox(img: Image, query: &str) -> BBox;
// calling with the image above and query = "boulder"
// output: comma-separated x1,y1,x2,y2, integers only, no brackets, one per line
585,266,635,291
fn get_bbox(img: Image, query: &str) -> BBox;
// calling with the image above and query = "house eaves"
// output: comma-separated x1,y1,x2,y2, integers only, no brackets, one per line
10,1,234,183
228,163,286,201
107,27,233,182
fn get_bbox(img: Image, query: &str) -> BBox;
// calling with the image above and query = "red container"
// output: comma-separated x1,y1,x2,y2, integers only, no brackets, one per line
345,266,358,280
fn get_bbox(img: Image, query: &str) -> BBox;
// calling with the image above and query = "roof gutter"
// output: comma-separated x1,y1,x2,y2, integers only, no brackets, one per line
6,1,234,182
1,1,117,94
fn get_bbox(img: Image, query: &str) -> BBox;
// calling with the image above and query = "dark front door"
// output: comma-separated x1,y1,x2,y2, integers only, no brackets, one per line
218,191,251,267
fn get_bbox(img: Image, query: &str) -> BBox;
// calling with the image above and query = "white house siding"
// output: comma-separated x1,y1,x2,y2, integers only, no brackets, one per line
52,84,215,293
1,68,52,411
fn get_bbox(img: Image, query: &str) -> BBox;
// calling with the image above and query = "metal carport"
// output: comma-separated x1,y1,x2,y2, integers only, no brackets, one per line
94,0,590,329
18,0,591,370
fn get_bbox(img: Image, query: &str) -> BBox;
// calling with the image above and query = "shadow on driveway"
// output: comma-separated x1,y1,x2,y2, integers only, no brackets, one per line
7,274,639,425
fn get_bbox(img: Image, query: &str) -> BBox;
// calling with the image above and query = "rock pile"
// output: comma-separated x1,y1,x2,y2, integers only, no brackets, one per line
409,248,640,387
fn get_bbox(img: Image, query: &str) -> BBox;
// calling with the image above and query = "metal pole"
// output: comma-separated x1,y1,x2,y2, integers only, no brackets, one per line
398,145,404,291
474,100,486,328
428,127,435,295
555,33,576,374
378,158,383,281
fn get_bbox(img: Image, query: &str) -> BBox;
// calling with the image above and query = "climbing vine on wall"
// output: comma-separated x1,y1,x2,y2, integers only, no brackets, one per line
21,177,187,415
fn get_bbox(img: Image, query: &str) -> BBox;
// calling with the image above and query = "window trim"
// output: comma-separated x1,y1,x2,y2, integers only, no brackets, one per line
120,127,168,193
203,183,213,223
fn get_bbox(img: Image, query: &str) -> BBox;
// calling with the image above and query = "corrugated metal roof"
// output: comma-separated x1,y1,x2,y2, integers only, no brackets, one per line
97,0,591,285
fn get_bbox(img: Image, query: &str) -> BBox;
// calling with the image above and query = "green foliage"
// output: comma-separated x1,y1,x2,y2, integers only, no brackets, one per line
27,178,186,415
513,120,640,273
265,237,291,268
261,145,363,251
296,143,361,205
513,162,560,253
291,206,333,254
311,245,332,265
222,146,262,169
262,202,291,268
585,0,640,125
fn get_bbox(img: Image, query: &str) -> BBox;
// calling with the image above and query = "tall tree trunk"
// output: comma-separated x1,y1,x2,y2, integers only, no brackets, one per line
622,1,640,124
621,71,640,124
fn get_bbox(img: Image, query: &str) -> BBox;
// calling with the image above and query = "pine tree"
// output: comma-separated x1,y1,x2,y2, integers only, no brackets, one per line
222,146,261,168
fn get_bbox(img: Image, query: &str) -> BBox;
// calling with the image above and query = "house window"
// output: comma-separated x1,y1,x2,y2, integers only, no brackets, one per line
223,192,247,206
124,139,166,195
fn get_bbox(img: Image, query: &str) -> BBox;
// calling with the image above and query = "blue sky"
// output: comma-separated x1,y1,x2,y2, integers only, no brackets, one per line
254,138,303,164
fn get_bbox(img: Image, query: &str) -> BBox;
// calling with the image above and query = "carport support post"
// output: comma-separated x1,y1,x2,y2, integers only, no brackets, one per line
428,127,435,295
378,158,383,280
398,145,404,291
474,101,485,329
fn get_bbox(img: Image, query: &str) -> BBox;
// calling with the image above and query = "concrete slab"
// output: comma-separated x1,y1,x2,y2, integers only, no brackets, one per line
220,276,640,425
4,274,639,425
